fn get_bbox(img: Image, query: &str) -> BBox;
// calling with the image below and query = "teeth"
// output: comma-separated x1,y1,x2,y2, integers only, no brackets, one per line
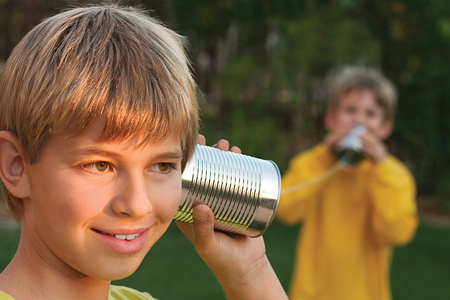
114,233,140,240
125,234,135,241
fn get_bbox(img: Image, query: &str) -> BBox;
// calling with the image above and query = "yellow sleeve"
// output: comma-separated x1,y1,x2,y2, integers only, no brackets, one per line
276,144,337,225
367,156,418,246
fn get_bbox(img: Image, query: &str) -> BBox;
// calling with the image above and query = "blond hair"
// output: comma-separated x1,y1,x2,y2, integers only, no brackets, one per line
0,4,199,222
329,67,397,120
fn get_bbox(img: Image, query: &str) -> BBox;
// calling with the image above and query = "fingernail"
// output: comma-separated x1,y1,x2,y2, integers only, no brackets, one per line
193,208,207,222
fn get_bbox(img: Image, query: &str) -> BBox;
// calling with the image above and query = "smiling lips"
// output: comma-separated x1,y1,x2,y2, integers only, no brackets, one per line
101,231,141,241
92,228,149,254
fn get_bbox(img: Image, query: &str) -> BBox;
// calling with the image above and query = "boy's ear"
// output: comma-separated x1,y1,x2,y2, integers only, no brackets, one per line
324,110,336,130
379,119,394,140
0,131,30,198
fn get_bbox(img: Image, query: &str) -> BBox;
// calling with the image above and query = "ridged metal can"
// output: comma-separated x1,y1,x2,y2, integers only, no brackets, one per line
174,145,281,237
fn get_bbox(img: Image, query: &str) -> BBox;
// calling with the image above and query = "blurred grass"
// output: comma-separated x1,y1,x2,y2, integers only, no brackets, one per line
1,221,450,299
390,223,450,300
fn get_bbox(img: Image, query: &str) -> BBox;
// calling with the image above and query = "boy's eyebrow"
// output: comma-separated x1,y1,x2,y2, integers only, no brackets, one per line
152,150,184,161
69,147,121,158
69,146,184,161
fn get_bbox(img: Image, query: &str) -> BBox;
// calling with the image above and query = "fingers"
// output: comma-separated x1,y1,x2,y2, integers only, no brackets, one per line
210,139,242,154
191,205,218,254
212,139,229,151
360,133,387,163
323,125,353,150
230,146,242,154
323,130,349,149
360,132,380,150
323,135,340,149
176,205,219,256
197,134,206,145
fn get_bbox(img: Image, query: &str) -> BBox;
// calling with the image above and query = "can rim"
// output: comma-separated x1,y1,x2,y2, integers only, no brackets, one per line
251,159,281,238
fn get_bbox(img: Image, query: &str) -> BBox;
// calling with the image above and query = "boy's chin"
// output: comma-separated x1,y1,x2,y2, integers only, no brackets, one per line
89,263,142,281
75,253,146,281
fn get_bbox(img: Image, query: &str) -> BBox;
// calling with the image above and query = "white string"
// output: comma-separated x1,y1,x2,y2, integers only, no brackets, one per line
280,150,355,195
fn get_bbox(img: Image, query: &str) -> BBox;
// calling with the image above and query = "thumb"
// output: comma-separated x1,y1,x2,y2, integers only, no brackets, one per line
192,205,218,254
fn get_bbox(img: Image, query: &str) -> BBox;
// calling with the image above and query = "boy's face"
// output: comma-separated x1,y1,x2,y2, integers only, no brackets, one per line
325,88,392,139
21,118,183,281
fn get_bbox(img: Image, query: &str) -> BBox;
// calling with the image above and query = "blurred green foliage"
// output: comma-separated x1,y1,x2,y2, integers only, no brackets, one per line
0,0,450,202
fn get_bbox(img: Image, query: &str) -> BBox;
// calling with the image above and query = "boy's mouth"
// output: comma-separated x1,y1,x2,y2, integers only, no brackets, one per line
91,229,141,241
91,227,150,254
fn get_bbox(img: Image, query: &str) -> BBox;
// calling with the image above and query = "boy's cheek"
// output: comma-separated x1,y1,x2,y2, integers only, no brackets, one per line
168,189,182,219
154,179,182,221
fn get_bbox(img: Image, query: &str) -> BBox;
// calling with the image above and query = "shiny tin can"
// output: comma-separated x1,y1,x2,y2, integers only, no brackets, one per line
174,145,281,237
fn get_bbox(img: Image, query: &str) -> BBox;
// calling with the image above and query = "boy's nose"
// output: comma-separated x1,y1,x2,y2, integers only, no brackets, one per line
111,174,152,218
354,112,365,125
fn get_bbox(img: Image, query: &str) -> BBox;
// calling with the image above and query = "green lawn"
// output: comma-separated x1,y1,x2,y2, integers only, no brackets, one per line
1,221,449,300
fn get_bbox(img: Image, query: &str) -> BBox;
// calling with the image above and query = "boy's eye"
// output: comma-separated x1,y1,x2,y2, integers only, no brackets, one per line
95,161,109,172
158,163,170,172
149,162,176,174
82,161,112,174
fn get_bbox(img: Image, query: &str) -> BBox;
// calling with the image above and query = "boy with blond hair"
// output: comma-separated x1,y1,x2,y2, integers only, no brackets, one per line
0,4,288,300
277,67,418,300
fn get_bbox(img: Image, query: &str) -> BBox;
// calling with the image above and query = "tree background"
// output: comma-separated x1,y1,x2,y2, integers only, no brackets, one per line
1,0,449,203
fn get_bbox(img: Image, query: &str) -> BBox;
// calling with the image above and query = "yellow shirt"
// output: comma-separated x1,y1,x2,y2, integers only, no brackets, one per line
0,292,13,300
109,285,156,300
277,144,418,300
0,285,156,300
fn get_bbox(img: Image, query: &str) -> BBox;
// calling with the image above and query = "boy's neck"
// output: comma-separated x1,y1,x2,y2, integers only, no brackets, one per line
0,227,111,300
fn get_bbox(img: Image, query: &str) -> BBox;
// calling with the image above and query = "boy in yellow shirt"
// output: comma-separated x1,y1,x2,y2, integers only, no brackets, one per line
0,4,288,300
277,68,418,300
